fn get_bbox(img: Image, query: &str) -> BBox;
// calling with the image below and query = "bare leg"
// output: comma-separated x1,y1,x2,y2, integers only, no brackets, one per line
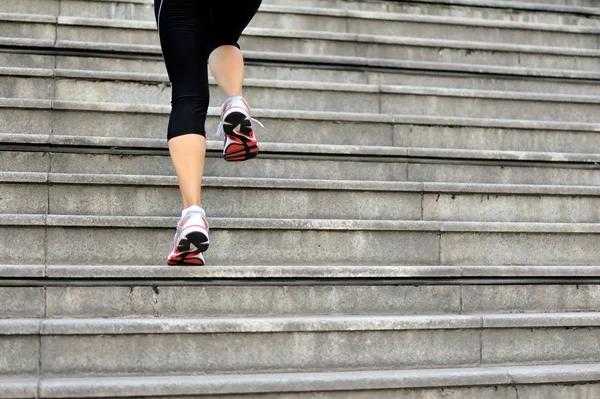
169,134,206,209
209,45,244,98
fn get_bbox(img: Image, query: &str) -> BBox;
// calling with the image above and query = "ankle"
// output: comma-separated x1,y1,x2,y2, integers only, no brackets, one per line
182,205,204,217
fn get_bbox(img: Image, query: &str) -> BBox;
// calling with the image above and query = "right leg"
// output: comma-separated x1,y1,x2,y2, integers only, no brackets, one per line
208,0,263,162
155,0,210,265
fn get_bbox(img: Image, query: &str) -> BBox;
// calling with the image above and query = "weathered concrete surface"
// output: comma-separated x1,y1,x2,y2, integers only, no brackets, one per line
0,287,44,318
44,285,461,318
40,329,480,376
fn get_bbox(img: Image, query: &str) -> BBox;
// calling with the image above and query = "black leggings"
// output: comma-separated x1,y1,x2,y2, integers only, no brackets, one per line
154,0,262,140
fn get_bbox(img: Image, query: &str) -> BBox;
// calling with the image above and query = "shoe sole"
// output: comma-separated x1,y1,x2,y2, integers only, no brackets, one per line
223,111,260,162
167,250,205,266
177,231,210,253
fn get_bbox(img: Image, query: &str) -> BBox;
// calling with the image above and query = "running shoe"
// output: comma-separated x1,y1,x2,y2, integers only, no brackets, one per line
216,95,262,162
167,207,209,266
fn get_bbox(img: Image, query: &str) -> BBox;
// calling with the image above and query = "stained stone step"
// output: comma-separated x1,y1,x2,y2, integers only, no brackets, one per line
5,171,600,223
4,3,600,49
3,146,600,186
5,264,600,279
9,0,600,28
4,53,600,97
2,17,600,73
264,0,600,13
4,363,600,398
2,264,600,318
1,213,600,266
4,46,600,84
3,98,600,154
3,313,600,378
5,73,600,124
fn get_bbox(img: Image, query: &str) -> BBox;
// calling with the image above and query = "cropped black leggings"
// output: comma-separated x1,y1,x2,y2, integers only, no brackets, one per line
154,0,262,140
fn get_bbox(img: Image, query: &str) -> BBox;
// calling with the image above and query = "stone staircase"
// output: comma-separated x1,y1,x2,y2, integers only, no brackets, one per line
2,0,600,397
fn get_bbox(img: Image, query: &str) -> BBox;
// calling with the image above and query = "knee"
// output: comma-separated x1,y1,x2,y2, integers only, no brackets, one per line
168,96,208,140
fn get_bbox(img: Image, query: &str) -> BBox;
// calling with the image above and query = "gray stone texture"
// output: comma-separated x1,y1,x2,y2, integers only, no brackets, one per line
45,285,460,318
169,386,518,398
408,163,600,186
517,384,600,399
40,329,480,376
441,232,600,265
0,76,54,101
56,54,167,75
462,285,600,314
0,378,37,399
482,327,600,365
423,194,600,223
48,184,423,220
0,287,44,318
46,286,156,318
0,151,50,173
0,108,51,135
0,337,39,377
394,124,600,154
49,152,409,182
0,20,56,41
1,0,59,16
0,227,45,265
0,183,47,214
45,227,440,265
60,0,155,22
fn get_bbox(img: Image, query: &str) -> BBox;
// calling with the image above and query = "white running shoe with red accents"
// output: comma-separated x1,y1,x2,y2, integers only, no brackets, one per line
216,95,262,162
167,206,209,266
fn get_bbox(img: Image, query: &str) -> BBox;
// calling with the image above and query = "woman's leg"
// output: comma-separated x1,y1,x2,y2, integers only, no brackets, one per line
207,0,263,162
208,45,244,98
155,0,209,209
155,0,211,264
207,0,262,99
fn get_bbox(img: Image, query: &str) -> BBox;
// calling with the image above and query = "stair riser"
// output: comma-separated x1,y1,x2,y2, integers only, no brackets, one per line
251,13,600,49
266,0,600,11
3,284,600,319
6,182,600,224
4,52,597,96
4,151,600,186
54,385,600,399
5,108,600,155
2,0,60,16
3,21,598,72
5,76,599,124
0,109,395,148
15,0,600,28
31,384,600,399
2,224,599,266
4,326,600,378
5,10,600,50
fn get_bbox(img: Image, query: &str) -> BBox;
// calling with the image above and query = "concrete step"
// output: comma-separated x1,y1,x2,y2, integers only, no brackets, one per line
10,0,600,28
3,313,600,378
3,144,600,186
3,40,599,84
5,73,600,124
5,3,600,49
2,17,599,73
4,98,600,154
264,0,600,14
3,363,600,398
2,213,600,266
4,52,600,96
6,264,600,278
2,265,600,318
5,171,600,223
